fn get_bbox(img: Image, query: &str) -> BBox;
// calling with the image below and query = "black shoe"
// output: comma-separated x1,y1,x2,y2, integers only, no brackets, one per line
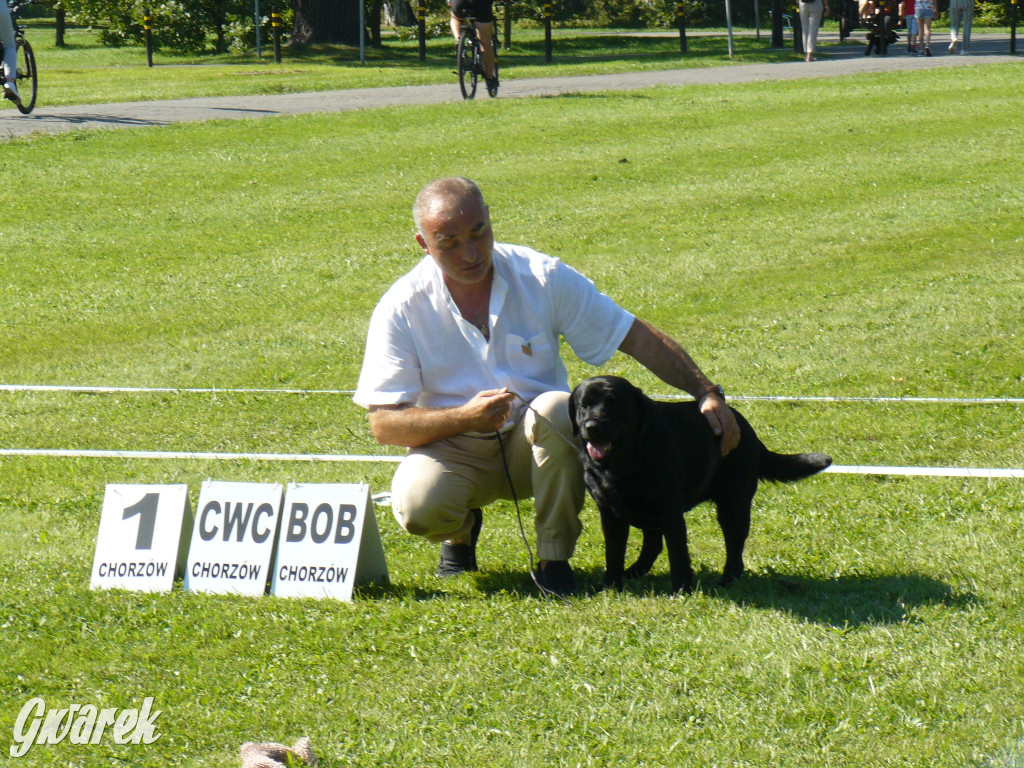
486,77,499,97
535,560,579,596
436,508,483,578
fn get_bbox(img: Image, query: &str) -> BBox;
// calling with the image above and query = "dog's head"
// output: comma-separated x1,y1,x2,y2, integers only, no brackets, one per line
569,375,647,463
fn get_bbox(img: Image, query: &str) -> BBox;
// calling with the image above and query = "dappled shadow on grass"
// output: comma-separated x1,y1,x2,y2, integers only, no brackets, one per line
353,567,552,601
611,567,978,628
365,565,980,627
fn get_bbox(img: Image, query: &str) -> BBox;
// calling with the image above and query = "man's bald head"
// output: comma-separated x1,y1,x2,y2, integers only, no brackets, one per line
413,177,488,235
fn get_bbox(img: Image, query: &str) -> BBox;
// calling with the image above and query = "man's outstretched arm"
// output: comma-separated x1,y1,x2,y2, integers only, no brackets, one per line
617,318,741,455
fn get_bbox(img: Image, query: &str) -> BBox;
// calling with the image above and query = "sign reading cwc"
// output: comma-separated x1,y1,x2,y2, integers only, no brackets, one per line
184,481,284,596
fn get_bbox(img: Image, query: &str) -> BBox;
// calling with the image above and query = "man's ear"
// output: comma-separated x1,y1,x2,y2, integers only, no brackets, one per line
415,232,429,253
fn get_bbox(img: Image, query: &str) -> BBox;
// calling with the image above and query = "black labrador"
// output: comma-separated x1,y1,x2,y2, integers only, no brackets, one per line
569,375,832,593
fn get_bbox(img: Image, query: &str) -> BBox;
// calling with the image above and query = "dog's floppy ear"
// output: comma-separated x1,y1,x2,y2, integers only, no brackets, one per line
629,380,650,439
568,386,581,437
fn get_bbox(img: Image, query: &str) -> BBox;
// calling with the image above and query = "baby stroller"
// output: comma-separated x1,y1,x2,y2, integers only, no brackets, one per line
860,0,900,54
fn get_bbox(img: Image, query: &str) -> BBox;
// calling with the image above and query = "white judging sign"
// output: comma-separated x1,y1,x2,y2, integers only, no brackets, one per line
184,480,284,596
90,484,192,592
271,483,389,601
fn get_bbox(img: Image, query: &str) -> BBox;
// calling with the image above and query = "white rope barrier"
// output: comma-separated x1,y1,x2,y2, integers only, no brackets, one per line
0,449,402,462
2,386,1020,477
1,449,1021,478
0,384,354,395
825,465,1024,479
0,384,1021,406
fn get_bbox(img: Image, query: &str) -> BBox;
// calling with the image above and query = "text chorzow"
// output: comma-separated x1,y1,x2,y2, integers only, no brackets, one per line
10,697,162,758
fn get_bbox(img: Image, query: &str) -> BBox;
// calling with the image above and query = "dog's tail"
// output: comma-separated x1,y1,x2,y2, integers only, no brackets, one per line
759,449,832,483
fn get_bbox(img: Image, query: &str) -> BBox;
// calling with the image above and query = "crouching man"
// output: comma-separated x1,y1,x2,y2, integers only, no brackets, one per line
353,177,738,596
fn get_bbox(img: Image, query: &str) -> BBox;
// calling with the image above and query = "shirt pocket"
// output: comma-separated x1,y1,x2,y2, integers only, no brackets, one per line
505,333,557,380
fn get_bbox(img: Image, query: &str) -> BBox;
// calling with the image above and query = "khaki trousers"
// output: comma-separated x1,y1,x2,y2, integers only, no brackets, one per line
390,391,584,562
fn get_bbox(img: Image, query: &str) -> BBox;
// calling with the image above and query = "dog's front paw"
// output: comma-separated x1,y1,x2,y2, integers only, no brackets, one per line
602,573,625,592
623,562,651,579
718,566,744,588
670,575,696,594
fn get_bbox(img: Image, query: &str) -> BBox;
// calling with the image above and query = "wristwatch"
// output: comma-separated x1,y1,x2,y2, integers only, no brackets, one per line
699,383,725,403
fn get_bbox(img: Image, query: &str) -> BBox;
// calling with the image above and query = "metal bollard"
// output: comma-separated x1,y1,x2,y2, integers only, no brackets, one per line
417,3,426,61
1011,0,1018,53
792,3,803,53
677,1,688,53
144,9,153,67
544,2,552,62
503,1,511,50
271,9,282,62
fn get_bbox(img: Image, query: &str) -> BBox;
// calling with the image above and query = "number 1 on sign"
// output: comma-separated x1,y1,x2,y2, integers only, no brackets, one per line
123,492,159,550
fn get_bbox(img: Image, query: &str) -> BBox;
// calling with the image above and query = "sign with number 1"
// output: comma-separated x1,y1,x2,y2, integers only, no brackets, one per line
90,484,192,592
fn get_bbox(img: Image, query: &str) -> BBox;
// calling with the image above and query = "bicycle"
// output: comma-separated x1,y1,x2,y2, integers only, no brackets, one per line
455,5,501,100
2,0,37,114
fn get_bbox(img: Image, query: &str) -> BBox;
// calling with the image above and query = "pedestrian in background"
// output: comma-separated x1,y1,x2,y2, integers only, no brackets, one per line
900,0,919,54
800,0,831,61
914,0,935,55
948,0,974,53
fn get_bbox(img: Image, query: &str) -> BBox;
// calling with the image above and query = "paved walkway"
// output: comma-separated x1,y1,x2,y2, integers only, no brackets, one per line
1,34,1019,140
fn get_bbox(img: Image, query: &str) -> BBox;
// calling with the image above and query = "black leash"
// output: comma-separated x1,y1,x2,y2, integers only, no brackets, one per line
494,429,572,603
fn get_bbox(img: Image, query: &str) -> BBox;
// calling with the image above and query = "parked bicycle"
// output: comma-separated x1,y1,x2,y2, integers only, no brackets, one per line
1,0,37,114
454,1,504,99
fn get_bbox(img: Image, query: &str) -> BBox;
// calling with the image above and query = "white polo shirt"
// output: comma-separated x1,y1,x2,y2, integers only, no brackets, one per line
354,243,634,420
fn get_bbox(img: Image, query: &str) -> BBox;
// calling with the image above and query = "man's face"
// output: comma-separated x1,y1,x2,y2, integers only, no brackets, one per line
415,193,494,288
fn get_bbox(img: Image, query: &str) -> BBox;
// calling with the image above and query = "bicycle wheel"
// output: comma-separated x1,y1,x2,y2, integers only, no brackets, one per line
15,38,37,114
457,30,478,100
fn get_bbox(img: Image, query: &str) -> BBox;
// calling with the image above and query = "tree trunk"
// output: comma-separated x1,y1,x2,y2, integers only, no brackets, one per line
369,0,382,46
292,0,362,45
56,8,66,47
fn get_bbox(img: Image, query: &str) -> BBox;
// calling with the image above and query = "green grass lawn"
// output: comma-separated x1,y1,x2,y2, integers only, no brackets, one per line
1,62,1023,767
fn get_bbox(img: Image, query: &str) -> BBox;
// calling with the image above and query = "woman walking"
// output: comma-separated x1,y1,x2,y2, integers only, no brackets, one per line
799,0,831,61
914,0,935,55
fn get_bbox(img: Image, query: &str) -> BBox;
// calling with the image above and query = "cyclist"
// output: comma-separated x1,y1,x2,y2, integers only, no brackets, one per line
1,0,20,106
449,0,498,96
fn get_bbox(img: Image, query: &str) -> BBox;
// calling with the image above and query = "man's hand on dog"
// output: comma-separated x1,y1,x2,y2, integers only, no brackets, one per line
700,394,741,456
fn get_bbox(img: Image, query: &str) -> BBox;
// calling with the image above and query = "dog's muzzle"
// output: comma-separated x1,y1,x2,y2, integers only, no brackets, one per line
580,421,612,460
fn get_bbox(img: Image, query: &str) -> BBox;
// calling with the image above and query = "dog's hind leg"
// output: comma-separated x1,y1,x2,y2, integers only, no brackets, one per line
716,499,751,587
624,530,663,579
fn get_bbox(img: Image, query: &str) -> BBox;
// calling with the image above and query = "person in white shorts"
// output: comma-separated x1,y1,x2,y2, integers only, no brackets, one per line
914,0,935,56
354,177,740,595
